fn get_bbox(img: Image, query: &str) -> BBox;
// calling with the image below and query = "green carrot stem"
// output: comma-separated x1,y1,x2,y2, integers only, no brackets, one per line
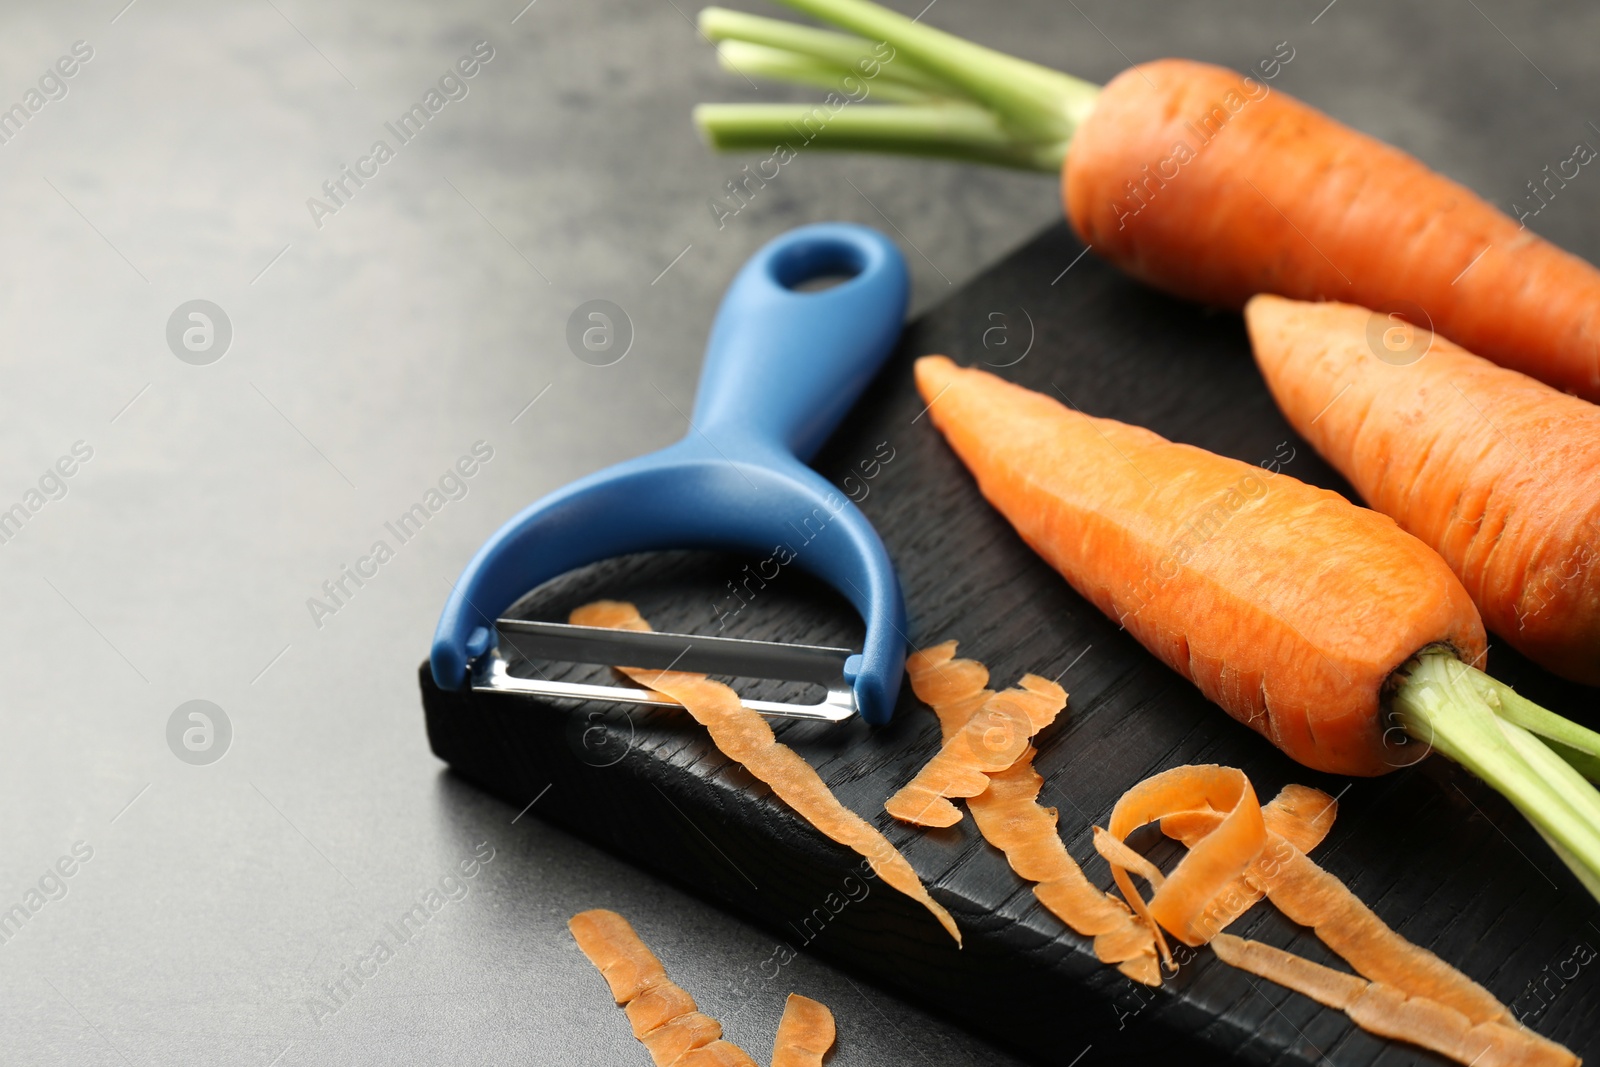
1391,648,1600,902
692,102,1066,171
700,7,957,98
716,41,944,104
759,0,1101,140
1468,671,1600,782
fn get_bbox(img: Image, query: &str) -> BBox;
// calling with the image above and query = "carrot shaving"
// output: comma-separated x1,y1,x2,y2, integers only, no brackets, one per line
571,601,960,945
1102,765,1268,947
568,908,743,1067
770,993,835,1067
1096,768,1577,1065
1212,934,1578,1067
1160,783,1338,939
886,675,1065,827
1249,835,1513,1027
969,748,1162,985
905,641,993,741
673,1042,762,1067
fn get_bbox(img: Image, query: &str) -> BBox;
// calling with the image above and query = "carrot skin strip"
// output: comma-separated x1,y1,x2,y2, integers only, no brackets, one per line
886,676,1065,827
968,750,1161,983
674,1040,763,1066
1247,295,1600,684
568,909,745,1066
572,602,961,946
1162,783,1338,938
905,641,992,741
1252,837,1513,1027
642,1013,725,1066
915,355,1486,777
1212,934,1578,1067
1106,765,1267,946
771,993,836,1067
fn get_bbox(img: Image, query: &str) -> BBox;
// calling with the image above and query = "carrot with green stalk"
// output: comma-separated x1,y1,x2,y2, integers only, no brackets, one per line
693,0,1600,402
914,354,1600,901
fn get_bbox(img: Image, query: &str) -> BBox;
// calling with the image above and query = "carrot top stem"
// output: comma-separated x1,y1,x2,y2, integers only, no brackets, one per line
693,102,1064,170
1391,649,1600,901
693,0,1099,164
714,41,945,105
1469,674,1600,784
700,8,958,99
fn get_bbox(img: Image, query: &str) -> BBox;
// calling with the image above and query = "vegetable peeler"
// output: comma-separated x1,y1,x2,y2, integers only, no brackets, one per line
430,223,911,725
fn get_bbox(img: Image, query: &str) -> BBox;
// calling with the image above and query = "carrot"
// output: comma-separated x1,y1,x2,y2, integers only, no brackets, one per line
693,0,1600,401
771,993,835,1067
570,601,961,944
1245,295,1600,688
915,354,1482,777
568,909,741,1066
913,355,1600,898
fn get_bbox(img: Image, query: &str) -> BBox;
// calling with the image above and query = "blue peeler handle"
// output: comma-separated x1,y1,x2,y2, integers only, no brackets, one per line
431,223,912,724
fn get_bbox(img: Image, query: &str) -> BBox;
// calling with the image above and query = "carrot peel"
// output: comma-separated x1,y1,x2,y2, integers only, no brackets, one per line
1211,934,1578,1067
886,673,1065,827
771,993,835,1067
571,601,961,945
1104,765,1267,947
568,909,744,1066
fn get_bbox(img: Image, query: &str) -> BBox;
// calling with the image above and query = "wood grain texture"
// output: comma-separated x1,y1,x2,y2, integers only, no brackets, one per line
420,222,1599,1066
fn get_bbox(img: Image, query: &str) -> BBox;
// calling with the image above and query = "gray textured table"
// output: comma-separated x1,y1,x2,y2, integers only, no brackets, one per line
0,2,1593,1065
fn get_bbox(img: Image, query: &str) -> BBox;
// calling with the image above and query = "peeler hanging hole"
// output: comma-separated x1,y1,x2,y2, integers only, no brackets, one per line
768,237,869,294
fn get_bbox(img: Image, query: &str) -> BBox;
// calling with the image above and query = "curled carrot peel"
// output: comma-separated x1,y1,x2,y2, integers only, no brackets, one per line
886,672,1065,827
568,909,745,1067
1211,935,1578,1067
571,601,961,945
1095,768,1579,1066
1161,782,1338,940
771,993,835,1067
1104,765,1267,947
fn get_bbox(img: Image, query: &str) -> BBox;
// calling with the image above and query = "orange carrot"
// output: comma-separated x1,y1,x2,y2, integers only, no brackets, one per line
1245,294,1600,685
571,601,961,944
914,356,1600,896
695,0,1600,400
914,355,1485,777
1064,59,1600,401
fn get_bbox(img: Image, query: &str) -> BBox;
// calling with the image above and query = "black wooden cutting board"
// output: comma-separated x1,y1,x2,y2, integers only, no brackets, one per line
420,222,1599,1066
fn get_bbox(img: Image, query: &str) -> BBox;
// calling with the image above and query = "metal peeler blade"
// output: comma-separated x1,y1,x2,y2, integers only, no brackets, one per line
471,619,858,723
